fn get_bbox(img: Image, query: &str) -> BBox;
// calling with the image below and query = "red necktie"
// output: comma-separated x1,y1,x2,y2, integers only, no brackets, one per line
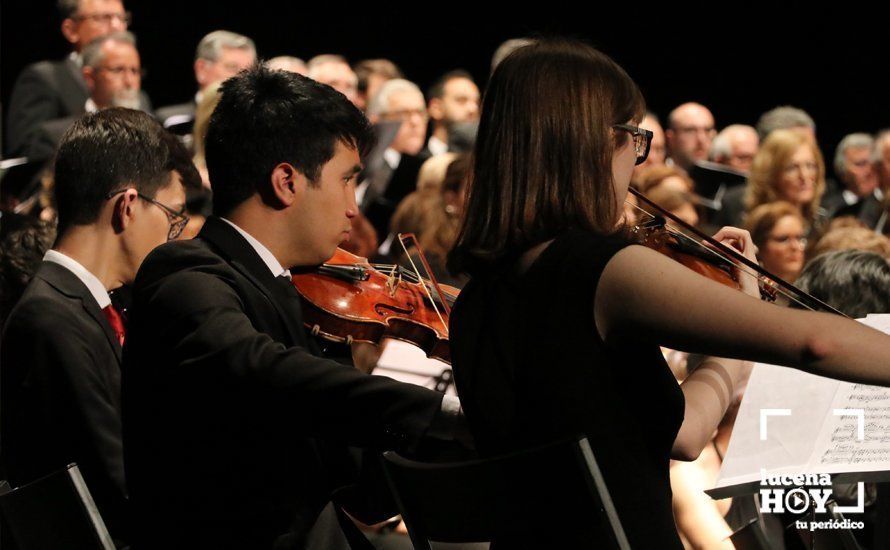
102,304,126,347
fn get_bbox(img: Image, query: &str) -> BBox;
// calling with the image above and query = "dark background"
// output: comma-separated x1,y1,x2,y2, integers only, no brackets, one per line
2,1,886,170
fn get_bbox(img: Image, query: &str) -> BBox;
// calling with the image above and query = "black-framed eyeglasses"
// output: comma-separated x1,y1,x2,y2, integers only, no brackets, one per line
613,123,654,166
106,188,189,240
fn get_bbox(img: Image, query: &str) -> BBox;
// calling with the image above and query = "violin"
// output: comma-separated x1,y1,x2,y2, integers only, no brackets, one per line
290,243,458,363
628,187,847,317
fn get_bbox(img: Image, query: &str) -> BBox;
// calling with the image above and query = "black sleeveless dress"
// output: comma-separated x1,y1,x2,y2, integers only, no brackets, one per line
450,229,685,548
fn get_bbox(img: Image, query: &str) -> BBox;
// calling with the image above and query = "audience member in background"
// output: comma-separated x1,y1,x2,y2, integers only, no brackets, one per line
634,165,699,227
810,221,890,259
307,54,358,105
6,0,130,157
361,79,429,237
389,155,470,287
155,30,256,133
179,81,223,238
710,124,759,173
742,129,827,231
633,111,666,175
1,109,193,547
27,31,151,162
354,58,403,112
822,133,884,228
424,70,480,157
665,102,716,171
191,81,223,187
490,37,535,73
874,129,890,194
796,249,890,319
416,152,458,193
0,213,56,327
755,105,816,141
745,201,808,283
266,55,308,75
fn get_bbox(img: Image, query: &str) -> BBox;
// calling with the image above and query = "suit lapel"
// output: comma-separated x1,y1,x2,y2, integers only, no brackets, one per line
197,217,308,347
58,58,89,112
36,261,122,363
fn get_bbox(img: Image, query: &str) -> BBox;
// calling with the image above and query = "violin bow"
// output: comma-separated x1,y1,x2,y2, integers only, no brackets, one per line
627,188,848,318
396,232,452,330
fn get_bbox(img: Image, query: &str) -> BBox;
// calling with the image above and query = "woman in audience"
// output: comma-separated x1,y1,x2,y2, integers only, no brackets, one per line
745,201,808,283
635,165,700,227
745,129,828,231
446,37,890,548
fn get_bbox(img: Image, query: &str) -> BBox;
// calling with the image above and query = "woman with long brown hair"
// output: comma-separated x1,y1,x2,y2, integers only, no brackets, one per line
446,37,890,547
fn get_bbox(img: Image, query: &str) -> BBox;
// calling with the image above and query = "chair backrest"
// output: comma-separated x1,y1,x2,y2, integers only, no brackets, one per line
381,436,630,550
0,463,114,550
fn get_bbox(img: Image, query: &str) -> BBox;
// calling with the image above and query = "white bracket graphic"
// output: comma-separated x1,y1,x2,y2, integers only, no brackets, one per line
760,409,792,441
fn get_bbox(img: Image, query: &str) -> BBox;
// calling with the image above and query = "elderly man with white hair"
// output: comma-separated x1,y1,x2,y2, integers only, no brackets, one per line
358,78,429,236
710,124,759,174
307,54,358,104
823,133,884,227
155,30,256,132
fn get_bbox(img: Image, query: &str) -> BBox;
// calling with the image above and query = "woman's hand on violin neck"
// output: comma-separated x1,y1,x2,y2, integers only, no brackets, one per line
711,226,760,299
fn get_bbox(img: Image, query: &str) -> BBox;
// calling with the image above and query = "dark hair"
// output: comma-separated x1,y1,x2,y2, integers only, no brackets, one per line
448,38,645,275
205,64,375,216
53,108,175,234
57,0,80,19
427,69,475,101
0,213,56,327
794,250,890,318
354,59,403,94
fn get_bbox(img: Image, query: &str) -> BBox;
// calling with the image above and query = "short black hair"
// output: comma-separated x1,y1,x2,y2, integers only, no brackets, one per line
53,108,176,234
427,69,474,102
205,64,375,216
795,250,890,318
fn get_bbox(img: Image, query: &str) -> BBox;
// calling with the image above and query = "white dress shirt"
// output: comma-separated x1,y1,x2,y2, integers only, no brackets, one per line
220,218,291,278
43,250,111,308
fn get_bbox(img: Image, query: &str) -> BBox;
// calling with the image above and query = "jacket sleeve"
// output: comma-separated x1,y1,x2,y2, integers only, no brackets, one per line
130,269,446,448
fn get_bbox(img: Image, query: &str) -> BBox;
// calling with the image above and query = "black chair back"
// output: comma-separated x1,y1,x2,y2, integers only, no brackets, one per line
381,436,630,550
0,464,114,550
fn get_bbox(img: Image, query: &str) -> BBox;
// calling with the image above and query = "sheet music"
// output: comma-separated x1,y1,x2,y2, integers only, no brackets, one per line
714,314,890,492
373,338,457,396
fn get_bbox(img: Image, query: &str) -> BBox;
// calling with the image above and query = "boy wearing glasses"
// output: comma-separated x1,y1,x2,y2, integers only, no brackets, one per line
0,108,194,546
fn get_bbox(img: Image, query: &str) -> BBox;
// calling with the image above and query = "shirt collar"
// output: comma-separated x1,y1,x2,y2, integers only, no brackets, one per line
383,148,402,171
43,250,111,308
220,218,291,278
427,135,448,157
85,98,99,113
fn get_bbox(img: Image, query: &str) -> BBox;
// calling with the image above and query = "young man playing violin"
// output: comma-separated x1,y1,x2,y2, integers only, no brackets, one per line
122,65,463,549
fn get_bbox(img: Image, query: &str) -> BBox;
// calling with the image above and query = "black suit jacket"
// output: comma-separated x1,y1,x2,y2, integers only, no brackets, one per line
0,261,128,542
5,58,89,157
123,217,445,549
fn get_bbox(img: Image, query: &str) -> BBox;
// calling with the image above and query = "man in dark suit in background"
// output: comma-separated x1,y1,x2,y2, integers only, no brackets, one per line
358,78,429,237
1,108,194,546
154,30,256,134
5,0,130,157
27,31,152,162
123,65,463,549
